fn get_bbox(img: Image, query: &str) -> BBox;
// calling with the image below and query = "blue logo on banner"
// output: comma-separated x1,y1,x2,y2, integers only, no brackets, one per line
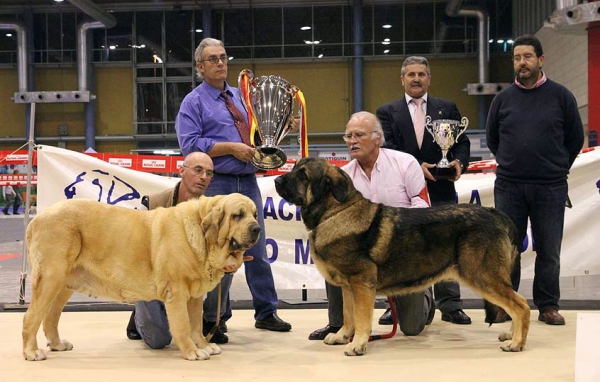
64,169,141,205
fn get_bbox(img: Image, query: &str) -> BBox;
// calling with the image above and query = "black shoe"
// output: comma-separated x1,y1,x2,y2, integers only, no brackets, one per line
441,309,472,325
378,308,393,325
126,310,142,340
203,320,229,344
255,313,292,332
219,320,227,333
2,211,8,215
308,325,341,340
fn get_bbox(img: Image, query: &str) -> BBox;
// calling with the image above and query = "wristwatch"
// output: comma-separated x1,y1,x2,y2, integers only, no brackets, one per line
452,159,463,172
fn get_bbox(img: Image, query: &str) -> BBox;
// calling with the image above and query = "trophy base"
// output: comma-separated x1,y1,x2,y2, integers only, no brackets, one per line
252,147,287,170
432,166,457,181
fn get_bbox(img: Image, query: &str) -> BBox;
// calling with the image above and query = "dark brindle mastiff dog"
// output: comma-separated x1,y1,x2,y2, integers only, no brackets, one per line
274,157,530,356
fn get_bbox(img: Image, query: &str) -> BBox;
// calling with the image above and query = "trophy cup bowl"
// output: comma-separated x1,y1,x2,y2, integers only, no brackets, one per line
425,116,469,180
238,70,301,170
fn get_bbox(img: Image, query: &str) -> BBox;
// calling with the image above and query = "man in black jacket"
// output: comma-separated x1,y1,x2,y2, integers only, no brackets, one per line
376,56,471,325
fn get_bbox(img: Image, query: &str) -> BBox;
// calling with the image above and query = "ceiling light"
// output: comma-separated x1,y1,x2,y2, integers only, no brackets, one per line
6,33,12,37
301,26,311,31
507,39,514,44
384,38,390,42
54,0,64,2
488,39,494,43
228,56,234,61
109,45,116,50
318,54,324,58
382,41,390,45
313,40,320,44
195,29,202,33
497,39,505,44
384,49,390,54
382,24,392,29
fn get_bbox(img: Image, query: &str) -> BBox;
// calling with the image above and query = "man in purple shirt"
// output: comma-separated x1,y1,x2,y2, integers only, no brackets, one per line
175,38,291,343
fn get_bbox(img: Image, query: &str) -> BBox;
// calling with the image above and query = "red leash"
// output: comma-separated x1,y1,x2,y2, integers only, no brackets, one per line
369,296,398,341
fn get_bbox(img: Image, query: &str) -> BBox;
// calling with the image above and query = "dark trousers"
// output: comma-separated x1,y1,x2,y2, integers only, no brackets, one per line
494,178,567,311
325,282,432,336
430,196,463,313
203,173,279,322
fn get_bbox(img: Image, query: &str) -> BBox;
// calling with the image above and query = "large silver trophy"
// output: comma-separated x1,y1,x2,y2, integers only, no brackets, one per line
425,116,469,180
238,69,305,170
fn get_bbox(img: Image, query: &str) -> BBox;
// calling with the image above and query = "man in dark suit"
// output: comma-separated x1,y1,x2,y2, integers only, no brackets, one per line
376,56,471,325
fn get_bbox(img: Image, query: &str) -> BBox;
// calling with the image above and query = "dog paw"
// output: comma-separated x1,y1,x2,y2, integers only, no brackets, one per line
343,341,367,356
47,339,73,352
498,332,513,342
24,349,47,361
323,332,349,345
205,343,221,356
500,341,523,352
182,348,212,361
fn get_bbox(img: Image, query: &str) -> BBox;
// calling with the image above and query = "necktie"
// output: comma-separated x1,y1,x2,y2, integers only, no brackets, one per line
411,98,426,149
221,91,251,146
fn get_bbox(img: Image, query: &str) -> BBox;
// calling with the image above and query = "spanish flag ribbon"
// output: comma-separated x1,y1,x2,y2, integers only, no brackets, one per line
295,90,309,158
239,69,262,147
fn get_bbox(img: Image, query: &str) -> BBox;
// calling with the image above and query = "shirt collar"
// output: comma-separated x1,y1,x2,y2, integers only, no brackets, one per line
514,71,547,89
404,93,428,105
201,80,231,100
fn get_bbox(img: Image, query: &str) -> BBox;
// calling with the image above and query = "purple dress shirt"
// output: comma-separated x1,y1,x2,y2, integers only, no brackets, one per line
175,80,257,174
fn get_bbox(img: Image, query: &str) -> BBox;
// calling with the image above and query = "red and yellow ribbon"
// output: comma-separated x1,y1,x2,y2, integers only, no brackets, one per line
238,69,262,147
295,90,309,158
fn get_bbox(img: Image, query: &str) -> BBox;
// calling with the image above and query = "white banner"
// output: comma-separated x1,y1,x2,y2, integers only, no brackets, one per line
37,145,600,292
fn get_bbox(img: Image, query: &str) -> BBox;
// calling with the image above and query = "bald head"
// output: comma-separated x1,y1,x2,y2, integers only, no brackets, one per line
183,151,212,168
179,151,214,202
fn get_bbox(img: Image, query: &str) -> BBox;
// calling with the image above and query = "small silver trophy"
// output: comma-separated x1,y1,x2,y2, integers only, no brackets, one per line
425,116,469,180
238,69,305,170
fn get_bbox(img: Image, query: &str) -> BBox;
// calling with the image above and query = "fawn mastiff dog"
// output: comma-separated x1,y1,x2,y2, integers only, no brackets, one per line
274,157,530,356
22,194,260,361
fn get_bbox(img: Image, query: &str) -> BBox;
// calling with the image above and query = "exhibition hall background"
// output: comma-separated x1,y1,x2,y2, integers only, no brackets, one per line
0,0,517,154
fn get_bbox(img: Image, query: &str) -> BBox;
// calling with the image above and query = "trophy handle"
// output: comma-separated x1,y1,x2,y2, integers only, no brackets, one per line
425,115,435,137
455,116,469,139
238,69,262,147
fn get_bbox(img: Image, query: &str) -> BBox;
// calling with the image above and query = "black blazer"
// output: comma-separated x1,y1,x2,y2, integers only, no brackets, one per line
376,96,470,204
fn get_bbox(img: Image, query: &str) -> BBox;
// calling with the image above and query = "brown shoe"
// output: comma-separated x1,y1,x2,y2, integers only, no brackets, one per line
538,308,565,325
492,308,512,323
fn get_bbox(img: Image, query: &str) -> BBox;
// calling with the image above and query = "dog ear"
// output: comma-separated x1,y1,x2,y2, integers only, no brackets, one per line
328,165,350,203
201,204,224,245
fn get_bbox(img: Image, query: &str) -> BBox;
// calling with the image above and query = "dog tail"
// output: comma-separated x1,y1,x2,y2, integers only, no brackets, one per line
483,300,498,327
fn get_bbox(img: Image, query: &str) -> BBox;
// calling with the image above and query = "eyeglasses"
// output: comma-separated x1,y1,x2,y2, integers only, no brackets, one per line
202,54,228,65
342,131,378,142
182,165,215,178
512,54,536,63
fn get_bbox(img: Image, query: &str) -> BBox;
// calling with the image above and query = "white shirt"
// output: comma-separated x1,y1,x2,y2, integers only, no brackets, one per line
341,148,429,208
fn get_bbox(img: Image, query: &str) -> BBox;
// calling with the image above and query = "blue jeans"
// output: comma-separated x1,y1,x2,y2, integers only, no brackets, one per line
494,178,568,311
203,173,279,322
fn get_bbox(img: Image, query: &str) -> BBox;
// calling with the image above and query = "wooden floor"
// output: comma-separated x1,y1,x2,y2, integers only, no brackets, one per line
1,309,596,382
